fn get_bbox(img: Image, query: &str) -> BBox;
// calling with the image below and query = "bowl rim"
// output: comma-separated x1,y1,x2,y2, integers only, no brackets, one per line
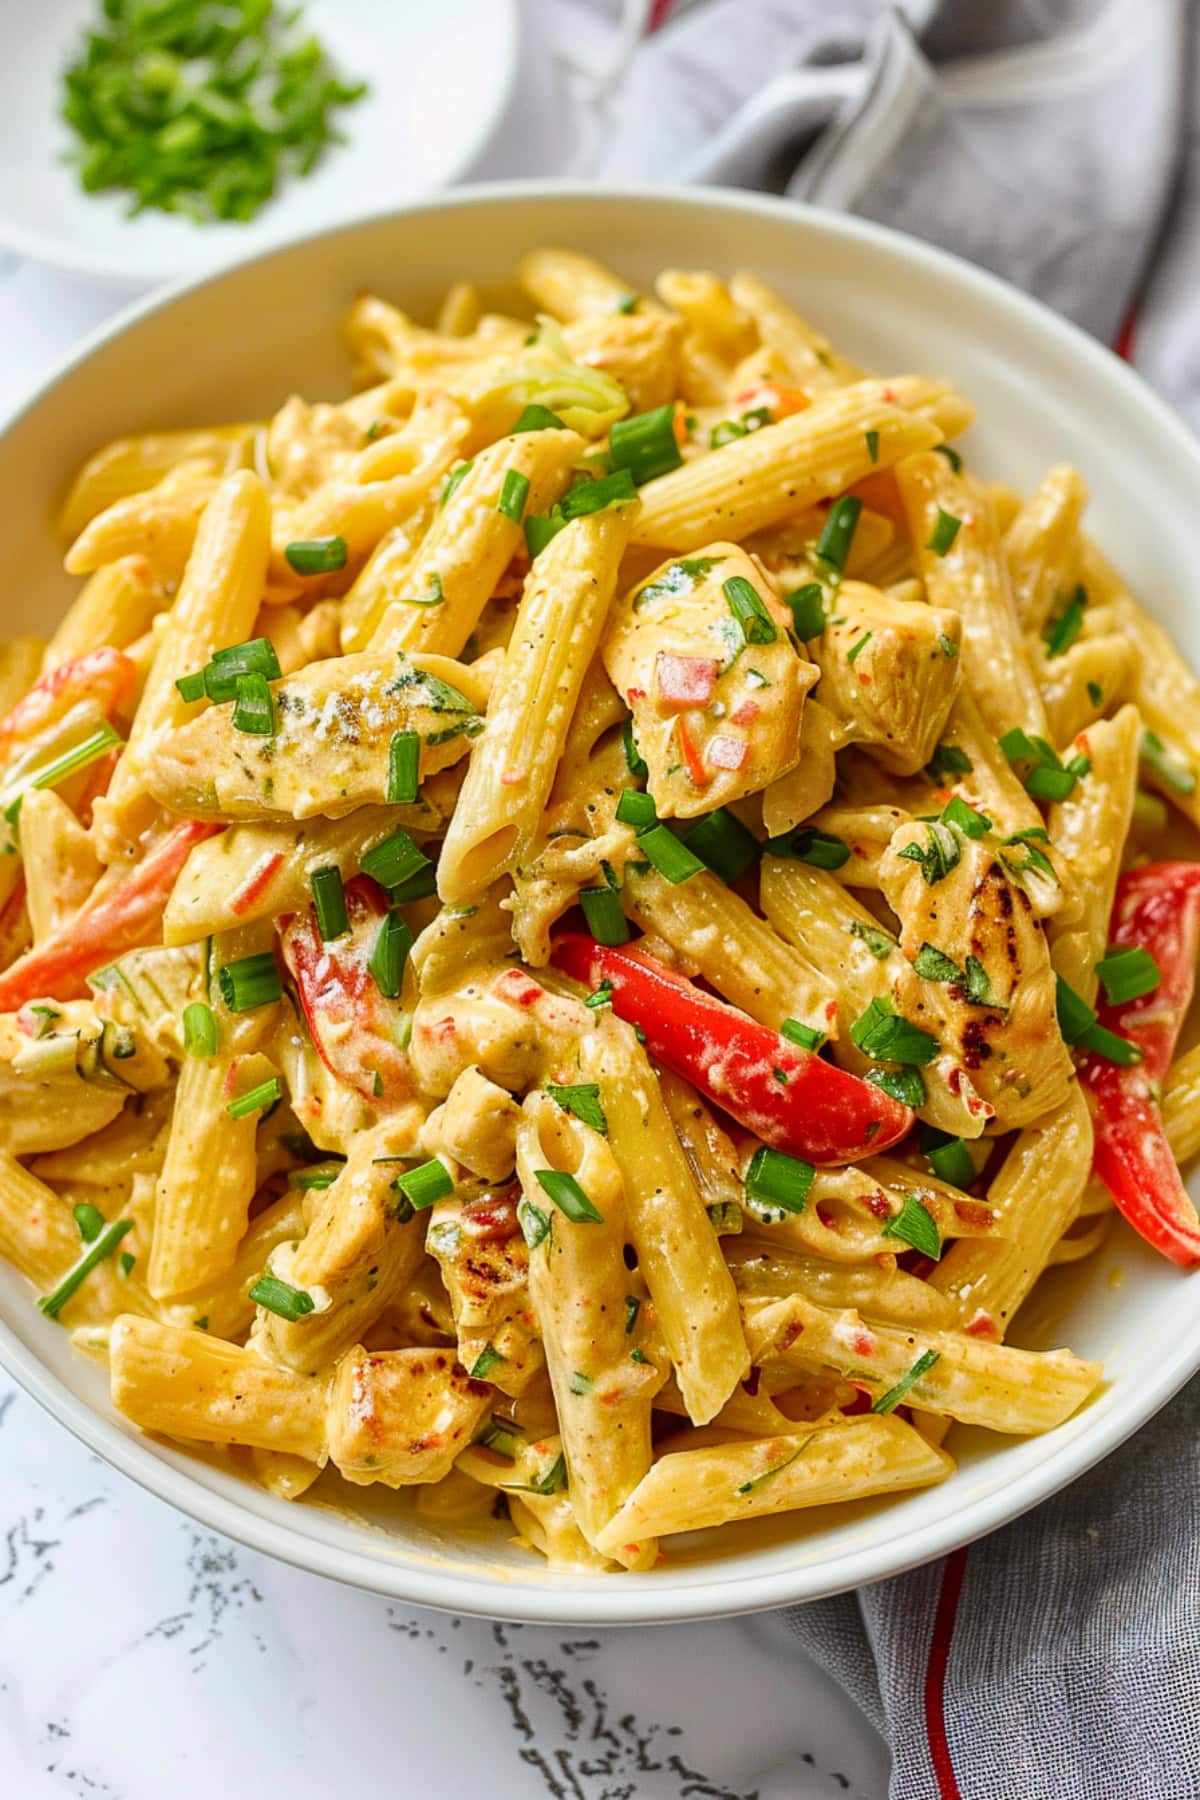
4,177,1200,1625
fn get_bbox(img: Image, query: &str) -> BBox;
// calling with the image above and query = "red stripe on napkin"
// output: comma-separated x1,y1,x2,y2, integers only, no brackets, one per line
924,1547,969,1800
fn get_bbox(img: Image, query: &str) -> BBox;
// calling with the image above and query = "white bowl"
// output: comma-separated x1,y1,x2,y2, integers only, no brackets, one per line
0,0,529,285
2,184,1198,1625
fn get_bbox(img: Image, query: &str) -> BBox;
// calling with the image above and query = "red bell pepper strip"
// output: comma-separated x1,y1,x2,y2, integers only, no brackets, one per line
0,818,218,1008
550,931,912,1164
278,875,412,1104
0,648,137,765
1081,861,1200,1267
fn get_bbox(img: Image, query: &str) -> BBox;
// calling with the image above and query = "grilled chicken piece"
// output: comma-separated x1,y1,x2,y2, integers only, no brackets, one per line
424,1184,543,1398
146,651,489,822
603,542,817,818
879,818,1074,1130
813,580,962,776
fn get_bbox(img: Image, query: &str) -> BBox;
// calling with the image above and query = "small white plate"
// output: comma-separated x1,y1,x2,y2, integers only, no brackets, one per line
0,0,523,285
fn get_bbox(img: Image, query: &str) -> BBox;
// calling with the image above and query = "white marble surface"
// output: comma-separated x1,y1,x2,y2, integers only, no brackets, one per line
0,1378,890,1799
0,262,890,1800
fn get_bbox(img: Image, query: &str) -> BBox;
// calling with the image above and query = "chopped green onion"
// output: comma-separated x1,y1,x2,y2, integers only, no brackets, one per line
723,575,778,646
1055,973,1142,1065
579,883,629,945
1043,585,1087,658
569,1370,593,1395
615,789,657,831
232,672,274,736
584,981,613,1011
534,1168,604,1224
707,1200,743,1234
1055,974,1097,1045
897,821,961,886
815,496,862,573
850,997,938,1066
27,1005,60,1038
38,1217,133,1320
470,1344,505,1380
938,634,958,659
926,509,962,556
60,6,366,225
524,509,566,557
1095,945,1161,1006
497,469,531,523
1076,1023,1143,1066
883,1194,941,1260
1025,764,1076,802
369,911,412,999
912,943,961,983
624,1295,641,1334
771,827,849,870
559,468,637,520
310,864,349,941
919,1127,975,1190
175,670,206,704
361,828,431,890
871,1349,940,1414
199,637,282,703
781,1018,826,1052
711,419,749,448
249,1274,314,1322
744,1146,814,1215
934,443,962,473
386,730,421,805
290,1164,344,1190
613,293,638,314
786,582,825,641
217,951,282,1012
1141,729,1196,797
388,864,439,905
545,1083,608,1135
735,1440,809,1495
940,795,991,839
119,1251,135,1277
441,461,473,504
680,808,759,883
846,632,872,666
609,404,683,485
622,719,648,779
400,572,445,609
478,1415,522,1458
638,824,705,884
866,1066,926,1107
73,1202,106,1244
394,1158,454,1211
849,920,895,960
227,1077,281,1120
1087,680,1104,708
926,742,972,780
517,1197,551,1250
182,1000,218,1058
865,429,879,463
513,404,566,433
30,721,123,791
285,535,348,575
506,1450,567,1496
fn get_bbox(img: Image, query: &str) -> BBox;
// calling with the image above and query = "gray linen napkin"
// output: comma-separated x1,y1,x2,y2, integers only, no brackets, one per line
558,3,1200,1794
